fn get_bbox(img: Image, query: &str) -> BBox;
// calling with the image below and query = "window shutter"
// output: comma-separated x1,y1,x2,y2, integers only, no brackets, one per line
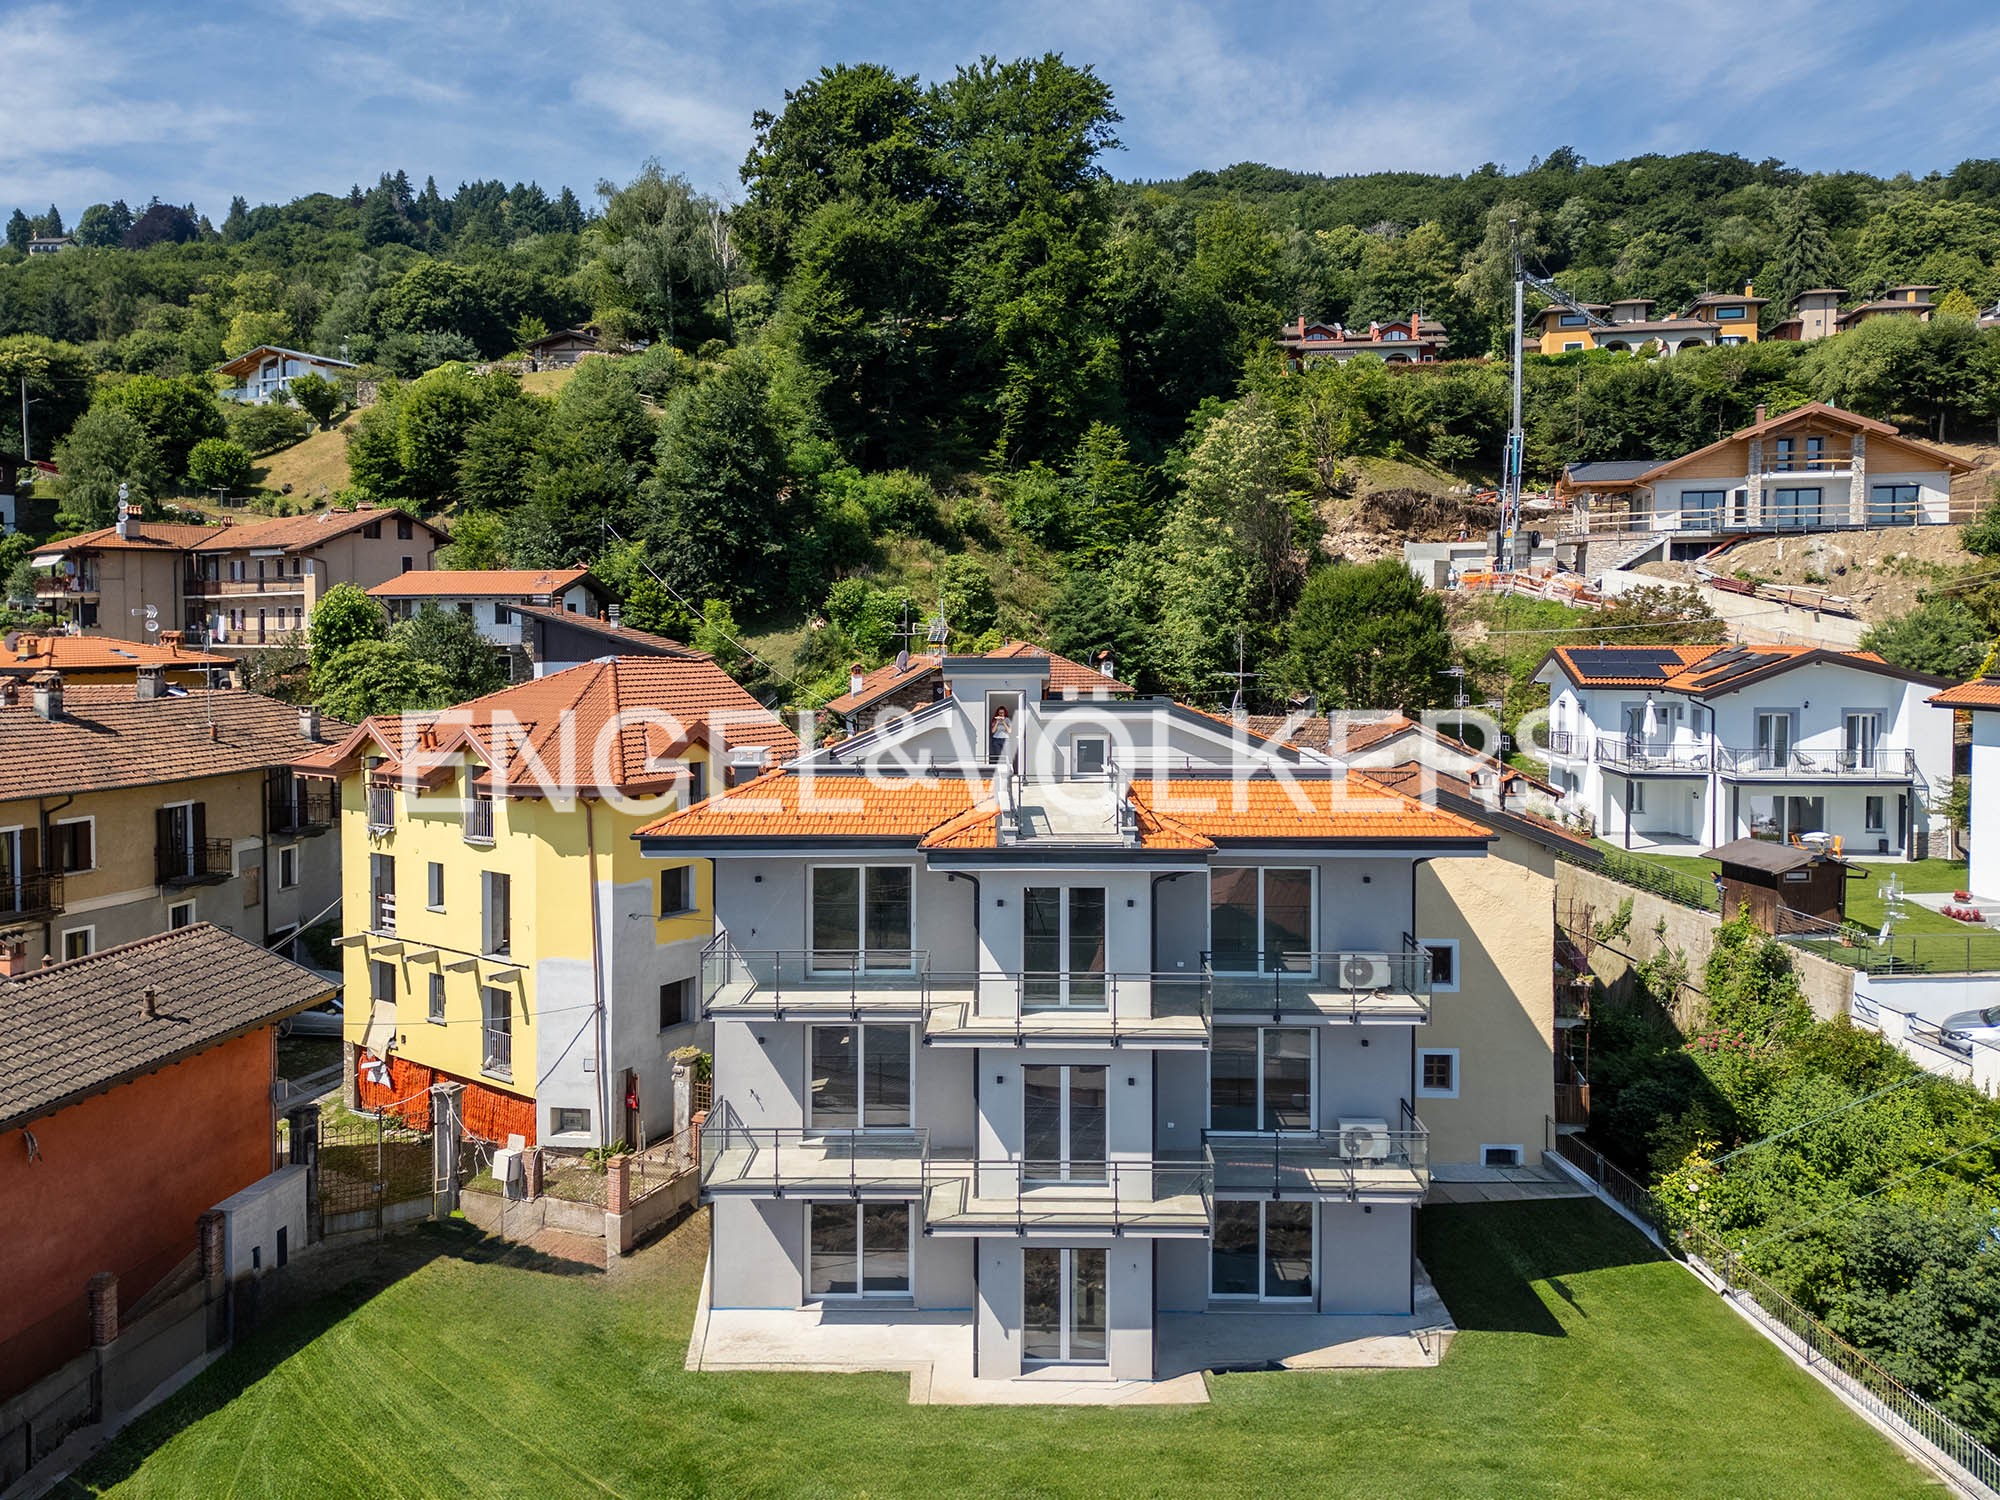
21,825,38,876
154,807,172,879
192,802,208,850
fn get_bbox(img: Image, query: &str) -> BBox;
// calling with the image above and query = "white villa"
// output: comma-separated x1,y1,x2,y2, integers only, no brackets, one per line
1537,643,1953,857
213,345,357,405
636,654,1569,1390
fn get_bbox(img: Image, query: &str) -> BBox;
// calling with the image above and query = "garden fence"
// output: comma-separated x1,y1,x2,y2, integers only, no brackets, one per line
1557,845,1718,913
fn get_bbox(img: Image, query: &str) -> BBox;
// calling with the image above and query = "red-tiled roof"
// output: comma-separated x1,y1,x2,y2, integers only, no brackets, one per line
1359,763,1592,852
644,772,988,842
368,568,594,599
825,642,1131,715
1930,677,2000,710
1128,776,1492,844
295,657,795,797
1543,643,1915,693
39,522,226,554
0,634,231,673
191,508,443,553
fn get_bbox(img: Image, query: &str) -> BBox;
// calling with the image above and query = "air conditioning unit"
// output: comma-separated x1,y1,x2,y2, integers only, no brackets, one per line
1338,1118,1392,1161
1339,952,1395,990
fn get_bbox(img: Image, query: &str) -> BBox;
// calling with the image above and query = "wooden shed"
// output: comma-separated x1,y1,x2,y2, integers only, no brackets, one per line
1705,838,1850,933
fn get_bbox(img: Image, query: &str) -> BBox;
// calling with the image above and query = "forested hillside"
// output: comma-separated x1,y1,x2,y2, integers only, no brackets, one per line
10,56,2000,713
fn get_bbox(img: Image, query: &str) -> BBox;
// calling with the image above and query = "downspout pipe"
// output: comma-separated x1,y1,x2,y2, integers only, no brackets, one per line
586,797,612,1145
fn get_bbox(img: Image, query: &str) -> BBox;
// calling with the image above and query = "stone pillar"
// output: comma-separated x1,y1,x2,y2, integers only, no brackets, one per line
671,1056,694,1171
287,1102,322,1243
1849,432,1867,525
88,1272,118,1347
1745,437,1764,528
198,1210,227,1283
522,1146,545,1200
606,1154,632,1215
341,1039,360,1110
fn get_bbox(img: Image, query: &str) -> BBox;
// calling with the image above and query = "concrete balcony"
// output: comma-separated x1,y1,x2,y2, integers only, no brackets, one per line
701,1125,930,1197
1205,1115,1430,1205
1717,746,1916,780
1204,948,1432,1025
922,1159,1213,1238
1594,736,1712,774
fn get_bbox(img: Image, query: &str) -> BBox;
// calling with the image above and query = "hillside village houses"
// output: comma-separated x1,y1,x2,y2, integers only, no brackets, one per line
1553,401,1973,561
638,651,1576,1388
32,505,445,648
1276,313,1449,369
1531,288,1767,355
1535,642,1953,857
0,675,342,967
294,656,796,1151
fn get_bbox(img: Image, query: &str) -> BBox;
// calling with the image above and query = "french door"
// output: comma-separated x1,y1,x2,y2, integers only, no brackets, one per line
1023,1064,1106,1182
809,865,913,972
1022,1247,1107,1364
1754,711,1794,771
1209,1028,1313,1133
1843,712,1881,772
808,1024,912,1130
1209,866,1314,974
1211,1200,1314,1301
1022,886,1107,1009
807,1202,910,1298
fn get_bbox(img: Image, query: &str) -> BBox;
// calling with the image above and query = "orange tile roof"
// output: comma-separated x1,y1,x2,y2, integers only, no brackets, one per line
1930,677,2000,710
825,653,941,714
641,772,988,841
367,568,594,600
0,687,348,802
1128,775,1492,844
40,522,226,553
295,656,796,797
1359,763,1591,851
191,507,443,553
0,633,232,674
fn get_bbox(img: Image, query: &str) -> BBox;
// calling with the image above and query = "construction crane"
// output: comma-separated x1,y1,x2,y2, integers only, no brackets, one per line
1496,222,1612,570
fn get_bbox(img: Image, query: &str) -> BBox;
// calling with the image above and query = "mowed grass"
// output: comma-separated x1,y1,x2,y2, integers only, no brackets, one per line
251,420,358,503
62,1200,1940,1500
1615,846,1978,937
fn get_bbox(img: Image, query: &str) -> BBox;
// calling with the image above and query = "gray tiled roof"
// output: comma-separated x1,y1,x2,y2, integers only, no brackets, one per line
0,923,333,1131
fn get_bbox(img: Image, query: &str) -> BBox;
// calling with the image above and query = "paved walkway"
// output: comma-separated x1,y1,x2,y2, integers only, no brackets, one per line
1427,1160,1592,1205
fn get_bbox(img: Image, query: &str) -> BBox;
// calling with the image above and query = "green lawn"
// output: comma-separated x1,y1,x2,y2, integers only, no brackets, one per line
1602,844,1983,937
61,1200,1939,1499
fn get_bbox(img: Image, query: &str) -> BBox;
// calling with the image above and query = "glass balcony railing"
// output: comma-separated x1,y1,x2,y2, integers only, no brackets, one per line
1203,946,1432,1022
700,1123,929,1195
1204,1112,1430,1202
922,1158,1212,1236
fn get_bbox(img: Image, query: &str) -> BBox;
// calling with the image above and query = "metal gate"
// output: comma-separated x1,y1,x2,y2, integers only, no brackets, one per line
318,1112,436,1234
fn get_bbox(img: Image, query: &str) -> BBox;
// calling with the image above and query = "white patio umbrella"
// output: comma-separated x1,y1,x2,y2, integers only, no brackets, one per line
1642,697,1659,739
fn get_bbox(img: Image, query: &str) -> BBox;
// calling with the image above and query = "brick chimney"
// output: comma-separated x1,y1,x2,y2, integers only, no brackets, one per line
141,985,158,1020
29,670,61,720
299,705,321,742
135,664,168,701
1755,403,1767,425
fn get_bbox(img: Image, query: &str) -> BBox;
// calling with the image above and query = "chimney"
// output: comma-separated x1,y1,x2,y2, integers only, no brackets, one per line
159,629,184,655
142,986,158,1020
607,603,622,628
124,512,141,541
30,671,61,721
1744,281,1754,297
135,664,167,701
849,663,866,698
1097,649,1116,680
299,705,321,742
1754,403,1767,425
1368,320,1382,341
0,679,16,708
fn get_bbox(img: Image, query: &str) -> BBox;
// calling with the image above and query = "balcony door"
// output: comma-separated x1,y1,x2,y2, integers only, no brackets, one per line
0,828,22,914
1023,1064,1106,1182
1209,1028,1314,1133
810,865,913,973
1022,1247,1107,1365
1774,487,1822,529
808,1024,911,1131
1843,712,1882,772
1022,886,1106,1009
1209,866,1315,974
808,1203,910,1299
1754,711,1794,771
1211,1200,1314,1301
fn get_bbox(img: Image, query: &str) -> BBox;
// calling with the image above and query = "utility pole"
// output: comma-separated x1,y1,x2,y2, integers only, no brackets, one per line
1499,219,1525,573
18,377,29,464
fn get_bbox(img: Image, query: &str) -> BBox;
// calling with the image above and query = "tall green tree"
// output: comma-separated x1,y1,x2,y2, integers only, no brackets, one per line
1277,559,1455,712
98,374,226,475
391,604,507,703
51,406,165,531
585,162,722,346
1760,190,1843,314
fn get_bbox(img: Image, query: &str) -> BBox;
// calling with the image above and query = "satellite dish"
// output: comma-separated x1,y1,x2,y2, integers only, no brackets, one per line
145,620,159,633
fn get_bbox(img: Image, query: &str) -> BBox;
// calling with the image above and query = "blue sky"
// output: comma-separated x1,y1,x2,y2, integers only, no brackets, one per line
8,0,2000,221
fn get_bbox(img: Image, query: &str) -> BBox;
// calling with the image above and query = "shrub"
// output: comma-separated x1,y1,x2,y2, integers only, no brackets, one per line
186,437,254,492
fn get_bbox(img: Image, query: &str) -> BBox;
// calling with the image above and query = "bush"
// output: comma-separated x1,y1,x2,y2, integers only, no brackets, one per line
226,401,311,456
186,437,254,492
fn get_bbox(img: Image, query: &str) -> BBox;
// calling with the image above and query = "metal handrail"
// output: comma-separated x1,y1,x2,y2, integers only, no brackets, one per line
1594,735,1711,772
1203,944,1433,1022
0,869,64,918
922,1156,1212,1234
923,972,1212,1044
700,1122,929,1195
1716,745,1916,777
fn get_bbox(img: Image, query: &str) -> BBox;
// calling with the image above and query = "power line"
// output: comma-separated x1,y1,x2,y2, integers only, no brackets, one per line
1732,1124,2000,1254
1707,1073,1931,1169
600,521,806,692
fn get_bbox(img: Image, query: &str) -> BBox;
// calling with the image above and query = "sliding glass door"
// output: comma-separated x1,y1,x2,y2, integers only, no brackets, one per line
1209,866,1315,974
1209,1028,1314,1133
807,1203,910,1298
1022,886,1107,1008
1211,1201,1314,1301
1022,1247,1107,1364
1023,1064,1107,1182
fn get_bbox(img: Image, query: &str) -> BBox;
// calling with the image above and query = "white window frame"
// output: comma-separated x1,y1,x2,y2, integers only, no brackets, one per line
807,1023,915,1130
50,814,95,874
277,844,300,890
807,1201,913,1302
1209,1198,1316,1303
1208,865,1318,976
1417,1047,1460,1100
551,1106,591,1136
427,861,446,911
1481,1144,1525,1168
1069,735,1109,778
806,863,915,974
1207,1026,1317,1135
61,925,95,960
1421,938,1460,994
166,899,197,930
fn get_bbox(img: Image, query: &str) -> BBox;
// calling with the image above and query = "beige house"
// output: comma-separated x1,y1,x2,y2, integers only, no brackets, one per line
0,675,343,968
1769,285,1938,342
32,506,444,649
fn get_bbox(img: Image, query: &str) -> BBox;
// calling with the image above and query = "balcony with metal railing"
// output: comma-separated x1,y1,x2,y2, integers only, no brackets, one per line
702,945,932,1019
269,781,336,835
0,869,65,921
1204,944,1432,1024
1717,746,1916,780
155,837,233,887
365,786,396,834
1543,729,1589,760
923,1158,1213,1237
1593,735,1712,774
1204,1109,1430,1203
701,1123,930,1196
923,971,1210,1047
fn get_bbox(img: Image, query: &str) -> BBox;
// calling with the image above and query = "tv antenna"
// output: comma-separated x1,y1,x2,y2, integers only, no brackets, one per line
1214,629,1260,714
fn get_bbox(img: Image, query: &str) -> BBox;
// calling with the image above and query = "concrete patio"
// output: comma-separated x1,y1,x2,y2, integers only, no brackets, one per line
1426,1158,1592,1206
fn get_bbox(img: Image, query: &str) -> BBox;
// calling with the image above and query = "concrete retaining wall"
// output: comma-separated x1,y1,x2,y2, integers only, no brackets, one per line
1557,863,1853,1023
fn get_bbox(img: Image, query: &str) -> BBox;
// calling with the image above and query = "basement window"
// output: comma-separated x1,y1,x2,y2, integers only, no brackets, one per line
1482,1146,1523,1168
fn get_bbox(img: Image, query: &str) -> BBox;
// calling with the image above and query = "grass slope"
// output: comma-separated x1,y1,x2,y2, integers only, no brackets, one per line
63,1200,1937,1500
251,421,357,504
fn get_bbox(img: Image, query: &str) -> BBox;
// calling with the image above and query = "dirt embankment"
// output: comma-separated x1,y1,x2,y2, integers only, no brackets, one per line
1317,456,1498,564
1632,525,1977,625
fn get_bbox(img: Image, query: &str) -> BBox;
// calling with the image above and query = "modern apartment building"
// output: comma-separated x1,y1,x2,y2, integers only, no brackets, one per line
1554,401,1972,558
31,506,445,648
0,674,342,968
1537,643,1952,855
295,657,795,1149
639,655,1561,1386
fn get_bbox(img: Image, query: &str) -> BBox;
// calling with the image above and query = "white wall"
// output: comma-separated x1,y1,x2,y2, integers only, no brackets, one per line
214,1166,309,1279
1970,715,2000,900
1318,1204,1413,1314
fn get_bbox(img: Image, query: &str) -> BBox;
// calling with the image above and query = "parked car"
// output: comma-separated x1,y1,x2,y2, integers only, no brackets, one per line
1940,1004,2000,1044
281,995,344,1038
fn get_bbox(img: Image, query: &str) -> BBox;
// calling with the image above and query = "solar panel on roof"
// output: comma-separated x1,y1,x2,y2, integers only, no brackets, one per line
1692,651,1781,687
1581,647,1680,679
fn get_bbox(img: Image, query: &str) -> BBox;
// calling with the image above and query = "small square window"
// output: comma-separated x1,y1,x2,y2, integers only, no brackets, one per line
658,866,693,916
1072,737,1108,776
1423,940,1459,993
61,927,94,960
552,1107,591,1135
168,900,197,930
1418,1049,1458,1098
428,972,445,1023
660,977,691,1030
371,960,396,1005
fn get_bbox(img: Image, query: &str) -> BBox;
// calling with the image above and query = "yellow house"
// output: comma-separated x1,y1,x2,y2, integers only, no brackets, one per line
1534,288,1766,356
295,656,796,1149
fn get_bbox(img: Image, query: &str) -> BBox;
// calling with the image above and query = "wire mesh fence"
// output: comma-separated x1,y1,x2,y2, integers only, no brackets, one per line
1558,845,1719,913
317,1112,434,1224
